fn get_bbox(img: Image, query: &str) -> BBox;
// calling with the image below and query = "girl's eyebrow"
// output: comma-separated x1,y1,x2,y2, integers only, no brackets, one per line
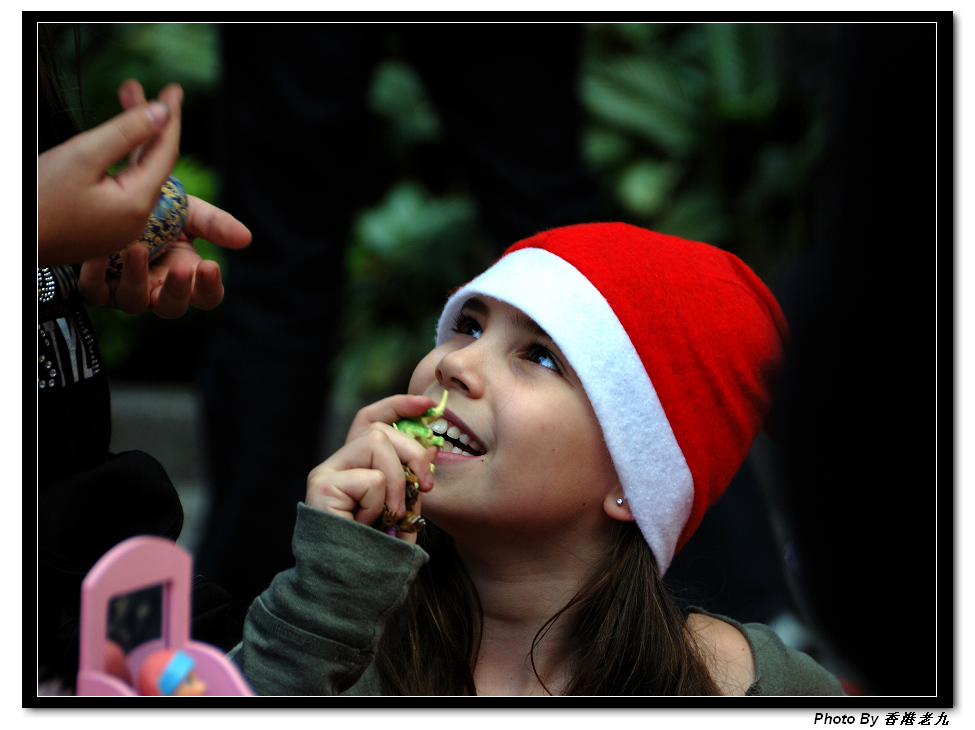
510,309,552,342
462,296,553,341
460,297,489,316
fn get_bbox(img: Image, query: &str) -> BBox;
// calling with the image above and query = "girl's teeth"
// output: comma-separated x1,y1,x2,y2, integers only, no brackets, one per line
429,417,484,454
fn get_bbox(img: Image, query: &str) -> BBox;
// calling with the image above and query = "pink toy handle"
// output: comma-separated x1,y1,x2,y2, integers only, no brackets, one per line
76,535,253,696
77,536,192,684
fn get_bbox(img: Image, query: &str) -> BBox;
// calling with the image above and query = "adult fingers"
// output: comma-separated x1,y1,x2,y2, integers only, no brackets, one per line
113,244,151,314
138,83,182,176
149,261,194,319
77,257,112,306
190,259,225,310
113,83,182,205
182,195,252,250
117,78,146,112
74,99,171,176
117,79,151,165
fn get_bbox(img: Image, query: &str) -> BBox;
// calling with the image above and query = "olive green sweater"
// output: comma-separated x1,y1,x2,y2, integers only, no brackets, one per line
229,504,844,696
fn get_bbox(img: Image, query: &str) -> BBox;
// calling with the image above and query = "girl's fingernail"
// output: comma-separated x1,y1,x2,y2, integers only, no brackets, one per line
145,101,170,128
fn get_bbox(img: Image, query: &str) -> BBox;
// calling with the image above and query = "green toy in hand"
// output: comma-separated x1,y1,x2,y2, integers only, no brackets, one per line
378,391,448,535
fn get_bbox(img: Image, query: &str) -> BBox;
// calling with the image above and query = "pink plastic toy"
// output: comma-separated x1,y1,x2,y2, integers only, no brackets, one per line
76,536,252,696
135,649,207,696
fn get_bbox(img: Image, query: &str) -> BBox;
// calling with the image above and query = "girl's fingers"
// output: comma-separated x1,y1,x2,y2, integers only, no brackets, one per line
306,468,389,524
344,427,414,519
346,394,438,441
308,422,435,529
359,423,437,494
418,446,440,493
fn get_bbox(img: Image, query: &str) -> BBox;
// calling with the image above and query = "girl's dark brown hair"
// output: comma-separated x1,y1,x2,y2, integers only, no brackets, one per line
376,519,720,695
38,23,84,154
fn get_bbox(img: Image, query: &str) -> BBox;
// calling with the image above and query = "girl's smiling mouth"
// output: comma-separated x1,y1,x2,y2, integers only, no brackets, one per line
428,411,486,456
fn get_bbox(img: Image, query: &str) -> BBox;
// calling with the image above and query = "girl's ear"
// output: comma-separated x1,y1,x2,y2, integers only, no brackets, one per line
603,488,635,522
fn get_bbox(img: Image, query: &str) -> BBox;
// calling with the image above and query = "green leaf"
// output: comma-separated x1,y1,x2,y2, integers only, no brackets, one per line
704,23,780,121
583,125,633,170
656,190,731,245
616,158,681,217
173,155,216,203
351,180,476,261
582,57,703,156
368,59,443,145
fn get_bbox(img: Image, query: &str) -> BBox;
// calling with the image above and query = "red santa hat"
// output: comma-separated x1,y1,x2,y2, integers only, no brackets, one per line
435,222,789,575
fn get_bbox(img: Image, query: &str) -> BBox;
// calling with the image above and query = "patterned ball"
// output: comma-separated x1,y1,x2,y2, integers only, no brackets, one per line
106,175,188,277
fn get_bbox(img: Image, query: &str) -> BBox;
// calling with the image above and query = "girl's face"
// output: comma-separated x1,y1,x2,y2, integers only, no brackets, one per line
409,296,620,544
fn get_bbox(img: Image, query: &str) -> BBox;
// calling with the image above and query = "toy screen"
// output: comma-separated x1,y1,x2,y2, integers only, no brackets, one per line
107,584,163,654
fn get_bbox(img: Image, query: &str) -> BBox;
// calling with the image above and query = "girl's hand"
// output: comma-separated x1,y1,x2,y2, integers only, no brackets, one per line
305,395,439,543
38,81,182,267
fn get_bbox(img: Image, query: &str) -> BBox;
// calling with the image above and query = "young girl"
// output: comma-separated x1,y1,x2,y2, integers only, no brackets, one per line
230,222,843,696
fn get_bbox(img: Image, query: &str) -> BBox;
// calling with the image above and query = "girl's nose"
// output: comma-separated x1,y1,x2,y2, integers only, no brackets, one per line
435,343,486,399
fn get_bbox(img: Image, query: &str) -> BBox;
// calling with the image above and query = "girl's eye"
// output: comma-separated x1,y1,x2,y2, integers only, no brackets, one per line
526,344,563,374
452,314,482,339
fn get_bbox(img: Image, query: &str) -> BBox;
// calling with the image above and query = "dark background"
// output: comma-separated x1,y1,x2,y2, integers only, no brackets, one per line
41,19,949,700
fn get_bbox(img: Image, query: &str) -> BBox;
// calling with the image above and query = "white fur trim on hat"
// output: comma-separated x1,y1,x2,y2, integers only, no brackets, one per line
436,247,694,575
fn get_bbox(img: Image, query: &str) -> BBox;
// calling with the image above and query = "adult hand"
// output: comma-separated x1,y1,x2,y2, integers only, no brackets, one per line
305,395,440,543
77,194,251,318
38,80,182,267
75,80,252,318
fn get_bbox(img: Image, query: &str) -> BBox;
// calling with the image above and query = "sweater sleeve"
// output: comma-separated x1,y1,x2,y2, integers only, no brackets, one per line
740,620,846,695
228,503,429,696
739,623,845,695
688,608,845,696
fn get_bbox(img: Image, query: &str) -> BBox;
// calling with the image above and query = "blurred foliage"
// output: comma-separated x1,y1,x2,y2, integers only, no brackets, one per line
43,22,825,404
56,23,220,126
581,23,824,276
334,58,495,407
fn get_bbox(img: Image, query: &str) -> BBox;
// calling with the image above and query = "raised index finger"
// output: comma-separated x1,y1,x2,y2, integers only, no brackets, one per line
75,101,170,178
346,394,438,443
182,195,252,250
